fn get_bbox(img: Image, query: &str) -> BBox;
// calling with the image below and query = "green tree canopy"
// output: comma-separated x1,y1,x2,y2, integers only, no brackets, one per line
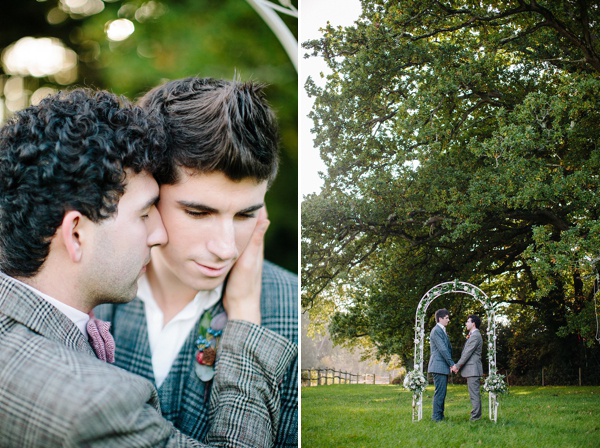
302,0,600,382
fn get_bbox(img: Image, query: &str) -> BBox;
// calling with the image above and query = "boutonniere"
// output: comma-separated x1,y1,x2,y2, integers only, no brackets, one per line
466,332,471,339
194,311,228,382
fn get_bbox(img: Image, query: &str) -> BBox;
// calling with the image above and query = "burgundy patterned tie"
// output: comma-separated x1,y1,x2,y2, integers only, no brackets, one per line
87,311,115,363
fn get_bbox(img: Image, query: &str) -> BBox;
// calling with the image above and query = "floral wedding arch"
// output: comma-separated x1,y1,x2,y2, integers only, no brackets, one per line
403,280,507,422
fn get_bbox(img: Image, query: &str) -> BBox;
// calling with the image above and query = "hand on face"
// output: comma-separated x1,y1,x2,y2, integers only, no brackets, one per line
222,207,269,326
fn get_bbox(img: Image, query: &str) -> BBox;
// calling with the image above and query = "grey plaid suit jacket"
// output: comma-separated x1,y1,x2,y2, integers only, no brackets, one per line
427,324,454,375
95,260,299,447
0,274,295,447
456,329,483,377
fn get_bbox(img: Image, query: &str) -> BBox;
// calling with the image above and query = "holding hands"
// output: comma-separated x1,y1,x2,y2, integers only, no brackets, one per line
450,365,459,374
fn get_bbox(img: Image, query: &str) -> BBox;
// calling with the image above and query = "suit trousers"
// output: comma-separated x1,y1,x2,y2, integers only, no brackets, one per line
432,373,448,421
467,376,482,420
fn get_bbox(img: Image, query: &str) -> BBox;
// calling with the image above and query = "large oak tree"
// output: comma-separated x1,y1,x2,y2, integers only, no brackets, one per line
302,0,600,383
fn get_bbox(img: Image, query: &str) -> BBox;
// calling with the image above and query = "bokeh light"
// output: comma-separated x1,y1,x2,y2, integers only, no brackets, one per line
59,0,105,17
2,37,77,78
3,76,27,112
134,2,168,22
106,19,135,41
47,7,69,25
31,87,58,105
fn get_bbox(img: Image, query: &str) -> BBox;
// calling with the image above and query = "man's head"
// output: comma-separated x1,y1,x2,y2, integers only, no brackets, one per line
0,89,167,307
466,315,481,330
435,308,450,326
138,77,279,291
138,76,279,186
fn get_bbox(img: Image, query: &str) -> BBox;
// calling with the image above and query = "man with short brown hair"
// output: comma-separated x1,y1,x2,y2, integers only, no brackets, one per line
428,308,456,421
96,77,298,446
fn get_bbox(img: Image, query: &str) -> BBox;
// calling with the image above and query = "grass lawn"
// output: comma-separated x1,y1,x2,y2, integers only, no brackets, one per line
301,384,600,447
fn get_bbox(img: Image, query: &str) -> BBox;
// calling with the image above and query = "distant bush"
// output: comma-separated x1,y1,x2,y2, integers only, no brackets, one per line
391,376,404,385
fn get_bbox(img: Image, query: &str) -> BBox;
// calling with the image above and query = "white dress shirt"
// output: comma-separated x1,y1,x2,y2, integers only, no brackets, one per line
1,272,90,337
137,274,222,388
437,322,447,333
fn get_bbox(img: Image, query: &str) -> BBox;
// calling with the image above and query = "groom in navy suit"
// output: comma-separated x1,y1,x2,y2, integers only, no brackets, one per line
428,308,456,421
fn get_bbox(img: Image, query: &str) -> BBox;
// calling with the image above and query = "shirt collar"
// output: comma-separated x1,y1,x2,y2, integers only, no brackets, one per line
436,322,447,333
2,273,90,336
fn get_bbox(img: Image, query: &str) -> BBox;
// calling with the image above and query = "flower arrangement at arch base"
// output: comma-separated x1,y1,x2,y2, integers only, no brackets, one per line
483,371,508,395
484,370,507,422
403,369,428,394
403,369,428,422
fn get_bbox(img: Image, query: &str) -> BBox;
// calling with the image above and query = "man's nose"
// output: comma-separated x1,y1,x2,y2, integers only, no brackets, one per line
206,220,237,261
147,207,168,247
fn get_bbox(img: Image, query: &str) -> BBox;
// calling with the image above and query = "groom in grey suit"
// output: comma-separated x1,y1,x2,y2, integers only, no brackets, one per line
428,308,456,421
455,315,483,421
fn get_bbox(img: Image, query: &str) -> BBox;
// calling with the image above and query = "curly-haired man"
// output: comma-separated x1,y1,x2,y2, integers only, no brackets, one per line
0,89,294,447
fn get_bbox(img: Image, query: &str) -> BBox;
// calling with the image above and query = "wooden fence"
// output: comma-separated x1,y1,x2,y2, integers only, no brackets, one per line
301,368,395,386
302,367,592,387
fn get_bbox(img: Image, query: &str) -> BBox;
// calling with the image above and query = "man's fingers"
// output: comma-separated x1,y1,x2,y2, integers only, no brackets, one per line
248,207,269,254
234,207,269,270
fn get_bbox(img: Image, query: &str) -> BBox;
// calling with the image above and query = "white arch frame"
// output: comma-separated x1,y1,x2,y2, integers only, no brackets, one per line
245,0,298,71
412,280,499,422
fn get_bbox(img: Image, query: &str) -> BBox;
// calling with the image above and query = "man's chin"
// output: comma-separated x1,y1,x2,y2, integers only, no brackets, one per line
188,274,227,293
106,285,138,305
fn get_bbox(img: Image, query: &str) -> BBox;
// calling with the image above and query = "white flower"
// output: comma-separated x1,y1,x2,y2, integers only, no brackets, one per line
403,369,428,394
484,372,508,394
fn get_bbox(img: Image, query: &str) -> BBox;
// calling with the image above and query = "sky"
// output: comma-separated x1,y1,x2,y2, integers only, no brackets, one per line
299,0,362,196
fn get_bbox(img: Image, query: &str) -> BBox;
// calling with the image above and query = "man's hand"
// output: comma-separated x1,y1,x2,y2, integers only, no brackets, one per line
450,365,459,374
222,207,269,326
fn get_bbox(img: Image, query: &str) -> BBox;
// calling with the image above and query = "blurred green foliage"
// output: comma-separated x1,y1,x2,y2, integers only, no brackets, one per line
0,0,297,272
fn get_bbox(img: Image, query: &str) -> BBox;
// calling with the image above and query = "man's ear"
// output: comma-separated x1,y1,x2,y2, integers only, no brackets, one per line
61,210,85,263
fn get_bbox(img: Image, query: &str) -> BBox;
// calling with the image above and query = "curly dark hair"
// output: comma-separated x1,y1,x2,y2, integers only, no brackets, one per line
137,77,279,185
0,89,167,277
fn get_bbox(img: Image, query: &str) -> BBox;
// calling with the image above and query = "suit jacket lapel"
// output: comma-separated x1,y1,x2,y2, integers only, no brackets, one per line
438,325,450,346
111,299,155,382
440,325,452,354
0,275,94,357
168,300,225,438
157,320,198,423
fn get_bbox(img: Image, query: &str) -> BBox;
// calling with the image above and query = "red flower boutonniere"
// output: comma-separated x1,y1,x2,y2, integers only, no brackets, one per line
194,311,228,382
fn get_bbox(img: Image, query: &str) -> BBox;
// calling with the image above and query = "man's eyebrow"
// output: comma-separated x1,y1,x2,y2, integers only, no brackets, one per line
177,201,218,213
177,201,264,214
238,204,264,214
